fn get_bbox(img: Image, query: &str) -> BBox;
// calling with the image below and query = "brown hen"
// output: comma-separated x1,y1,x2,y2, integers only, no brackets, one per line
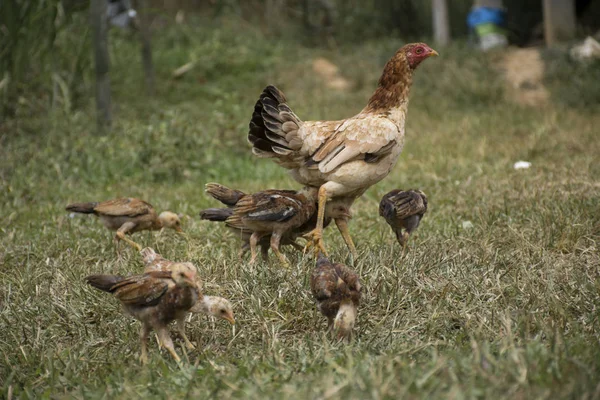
66,198,182,251
248,43,438,258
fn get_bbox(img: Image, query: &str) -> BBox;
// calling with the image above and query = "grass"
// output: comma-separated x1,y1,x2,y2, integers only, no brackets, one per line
1,16,600,399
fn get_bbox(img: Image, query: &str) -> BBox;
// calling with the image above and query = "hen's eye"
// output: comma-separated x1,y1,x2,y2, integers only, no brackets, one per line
416,47,424,54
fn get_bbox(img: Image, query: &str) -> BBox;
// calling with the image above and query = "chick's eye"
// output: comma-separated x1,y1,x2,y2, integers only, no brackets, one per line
220,309,226,314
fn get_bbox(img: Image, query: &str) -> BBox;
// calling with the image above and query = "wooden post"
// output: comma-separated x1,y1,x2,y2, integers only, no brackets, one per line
90,0,111,130
137,0,155,95
432,0,450,46
543,0,576,46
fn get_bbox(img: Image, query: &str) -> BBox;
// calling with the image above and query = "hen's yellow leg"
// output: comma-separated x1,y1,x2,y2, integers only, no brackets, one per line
304,186,328,256
335,218,358,264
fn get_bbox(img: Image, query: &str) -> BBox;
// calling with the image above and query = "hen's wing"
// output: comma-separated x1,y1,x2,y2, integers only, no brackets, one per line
110,271,172,306
308,115,399,174
93,198,154,217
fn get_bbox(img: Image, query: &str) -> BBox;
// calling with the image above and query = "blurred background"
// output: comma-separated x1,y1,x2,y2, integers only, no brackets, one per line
1,0,599,124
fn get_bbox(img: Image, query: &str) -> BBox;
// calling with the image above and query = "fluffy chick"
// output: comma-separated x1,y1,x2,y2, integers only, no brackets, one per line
66,198,183,251
85,264,197,364
310,254,361,339
379,189,427,250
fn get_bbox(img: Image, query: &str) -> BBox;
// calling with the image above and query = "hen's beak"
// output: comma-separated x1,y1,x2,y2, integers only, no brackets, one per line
224,313,236,325
428,49,439,58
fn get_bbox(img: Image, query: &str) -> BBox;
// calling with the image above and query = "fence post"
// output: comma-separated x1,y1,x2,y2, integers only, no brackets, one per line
137,0,155,95
432,0,450,46
90,0,111,130
543,0,576,46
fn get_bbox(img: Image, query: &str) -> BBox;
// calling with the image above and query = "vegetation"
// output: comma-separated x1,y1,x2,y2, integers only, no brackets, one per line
1,12,599,399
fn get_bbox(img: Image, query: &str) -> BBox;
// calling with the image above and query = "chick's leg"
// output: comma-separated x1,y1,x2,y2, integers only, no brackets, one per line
304,186,329,256
335,218,358,264
115,221,142,251
176,317,195,350
249,232,266,264
270,232,290,268
140,323,150,365
156,326,181,363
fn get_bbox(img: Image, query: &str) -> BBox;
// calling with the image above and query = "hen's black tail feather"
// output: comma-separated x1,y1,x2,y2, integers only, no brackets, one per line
248,85,302,160
66,202,98,214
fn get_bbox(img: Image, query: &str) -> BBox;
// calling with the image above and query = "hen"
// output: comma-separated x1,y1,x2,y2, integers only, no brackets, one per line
200,183,352,262
140,247,235,348
200,183,319,267
85,264,197,364
248,43,437,257
66,197,183,251
310,254,362,339
379,189,427,250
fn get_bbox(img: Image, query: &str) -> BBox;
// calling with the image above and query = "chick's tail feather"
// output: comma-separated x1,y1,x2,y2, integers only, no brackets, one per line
66,202,98,214
199,208,233,222
205,183,246,207
85,274,125,292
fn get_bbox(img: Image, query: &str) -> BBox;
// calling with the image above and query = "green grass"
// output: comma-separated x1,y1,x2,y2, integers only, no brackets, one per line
1,17,600,399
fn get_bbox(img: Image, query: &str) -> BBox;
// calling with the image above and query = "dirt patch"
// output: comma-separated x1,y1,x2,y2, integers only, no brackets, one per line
502,48,549,107
312,57,351,91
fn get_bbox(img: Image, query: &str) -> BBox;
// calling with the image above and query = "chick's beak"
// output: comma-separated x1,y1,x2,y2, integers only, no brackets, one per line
175,225,184,233
224,313,236,325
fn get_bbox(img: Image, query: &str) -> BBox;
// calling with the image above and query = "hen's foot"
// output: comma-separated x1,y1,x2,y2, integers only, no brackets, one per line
303,229,327,257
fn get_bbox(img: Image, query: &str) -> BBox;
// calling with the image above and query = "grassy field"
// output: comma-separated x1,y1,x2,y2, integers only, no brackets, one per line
1,18,600,399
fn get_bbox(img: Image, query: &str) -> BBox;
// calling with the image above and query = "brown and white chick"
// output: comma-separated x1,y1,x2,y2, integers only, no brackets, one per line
85,264,197,364
310,254,361,340
66,198,183,251
200,183,319,267
140,248,235,349
379,189,427,250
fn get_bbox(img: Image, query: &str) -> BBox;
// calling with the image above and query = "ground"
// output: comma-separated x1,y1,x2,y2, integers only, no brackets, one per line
1,19,599,399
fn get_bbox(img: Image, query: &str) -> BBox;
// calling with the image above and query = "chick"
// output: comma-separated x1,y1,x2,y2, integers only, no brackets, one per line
200,184,352,262
310,254,361,339
200,183,318,267
66,198,183,251
85,264,197,364
140,247,235,348
379,189,427,250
